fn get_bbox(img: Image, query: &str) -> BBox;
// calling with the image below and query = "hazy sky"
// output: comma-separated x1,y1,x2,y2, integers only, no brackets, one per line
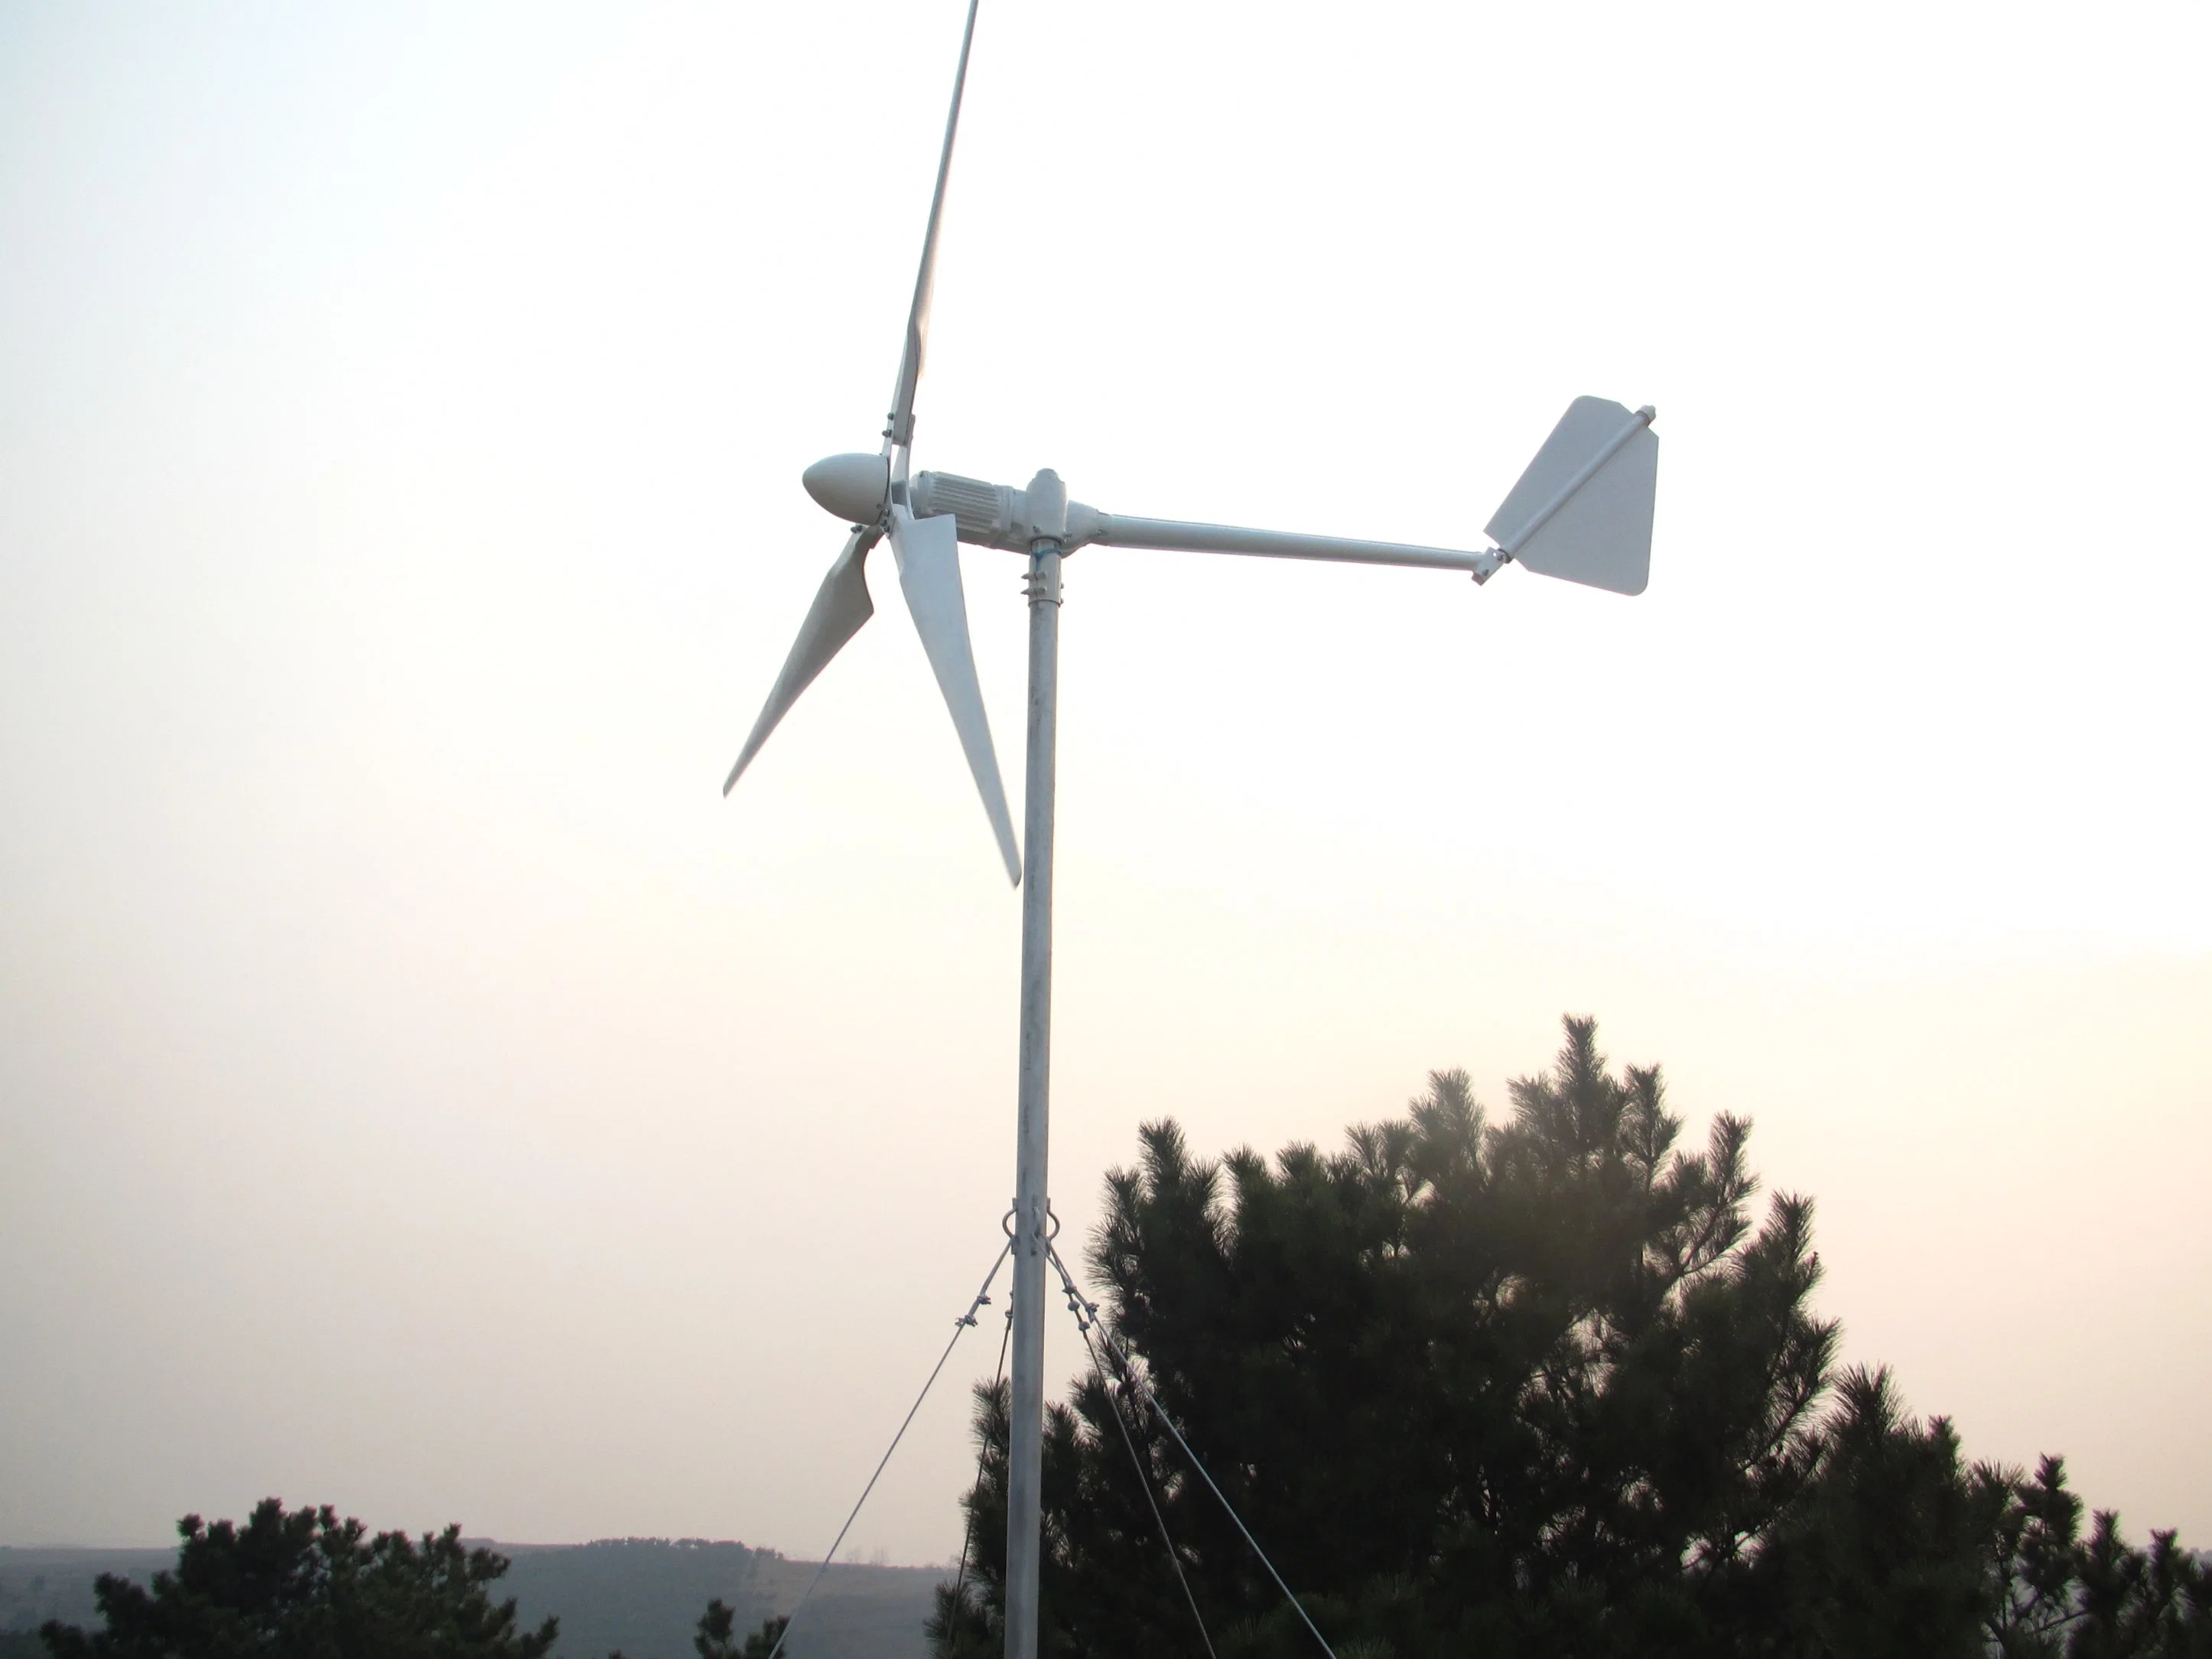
2,1,2207,1568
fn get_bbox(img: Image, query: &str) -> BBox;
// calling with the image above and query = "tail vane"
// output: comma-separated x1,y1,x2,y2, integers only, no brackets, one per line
1487,398,1657,597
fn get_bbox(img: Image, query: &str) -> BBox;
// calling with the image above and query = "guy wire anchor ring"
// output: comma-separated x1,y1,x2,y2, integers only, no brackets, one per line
1002,1203,1062,1242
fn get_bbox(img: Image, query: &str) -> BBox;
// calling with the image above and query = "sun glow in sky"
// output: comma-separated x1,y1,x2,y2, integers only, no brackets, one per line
2,1,2207,1566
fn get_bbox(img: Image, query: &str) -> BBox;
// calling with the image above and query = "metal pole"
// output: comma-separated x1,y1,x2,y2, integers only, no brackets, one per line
1004,470,1066,1659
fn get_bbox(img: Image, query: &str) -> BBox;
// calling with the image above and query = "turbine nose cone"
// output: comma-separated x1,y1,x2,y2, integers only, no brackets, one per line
803,453,890,525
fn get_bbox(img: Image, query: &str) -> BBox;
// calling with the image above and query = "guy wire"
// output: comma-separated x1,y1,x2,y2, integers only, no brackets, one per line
944,1303,1012,1657
1050,1254,1218,1659
1046,1239,1340,1659
765,1239,1011,1659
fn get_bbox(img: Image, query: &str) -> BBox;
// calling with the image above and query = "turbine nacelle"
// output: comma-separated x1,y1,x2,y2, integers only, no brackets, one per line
801,452,1101,551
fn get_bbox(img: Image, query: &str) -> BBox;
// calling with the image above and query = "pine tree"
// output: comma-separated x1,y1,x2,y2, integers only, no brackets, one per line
689,1599,789,1659
40,1500,558,1659
930,1017,2207,1658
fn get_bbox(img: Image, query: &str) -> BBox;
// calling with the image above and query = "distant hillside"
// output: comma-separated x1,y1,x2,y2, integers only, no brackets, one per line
495,1537,769,1657
2,1540,942,1659
1,1547,174,1644
498,1537,941,1659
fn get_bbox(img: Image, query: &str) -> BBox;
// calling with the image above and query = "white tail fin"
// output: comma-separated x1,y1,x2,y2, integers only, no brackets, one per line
1487,398,1657,597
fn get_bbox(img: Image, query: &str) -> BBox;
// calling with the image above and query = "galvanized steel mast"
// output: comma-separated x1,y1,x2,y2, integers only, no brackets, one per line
1004,468,1067,1659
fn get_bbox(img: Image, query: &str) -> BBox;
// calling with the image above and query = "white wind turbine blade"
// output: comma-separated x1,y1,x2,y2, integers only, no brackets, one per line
887,505,1020,884
724,525,880,795
883,0,982,460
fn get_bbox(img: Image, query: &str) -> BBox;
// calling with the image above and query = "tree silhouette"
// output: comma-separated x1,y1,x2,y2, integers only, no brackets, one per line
40,1500,557,1659
688,1598,788,1659
932,1017,2208,1658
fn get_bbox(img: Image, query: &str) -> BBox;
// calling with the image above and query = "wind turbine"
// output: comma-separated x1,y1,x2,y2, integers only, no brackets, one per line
724,5,1658,1656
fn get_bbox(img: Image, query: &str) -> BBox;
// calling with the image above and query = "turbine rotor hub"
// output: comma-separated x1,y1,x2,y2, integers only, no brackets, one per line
802,452,890,525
